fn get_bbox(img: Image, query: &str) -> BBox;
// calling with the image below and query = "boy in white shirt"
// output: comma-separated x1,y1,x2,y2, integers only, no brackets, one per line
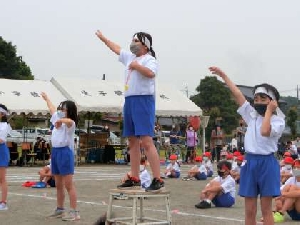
163,155,180,178
280,156,294,184
182,156,207,181
231,155,244,184
195,160,235,209
203,152,213,177
272,159,300,222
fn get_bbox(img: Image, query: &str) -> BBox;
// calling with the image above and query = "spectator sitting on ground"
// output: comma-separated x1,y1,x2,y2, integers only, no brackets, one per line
182,156,207,181
280,156,294,185
286,141,298,160
231,155,244,184
203,152,213,177
226,154,234,164
195,160,235,209
120,156,151,190
220,147,228,161
271,159,300,223
161,154,180,179
38,157,55,187
280,152,292,167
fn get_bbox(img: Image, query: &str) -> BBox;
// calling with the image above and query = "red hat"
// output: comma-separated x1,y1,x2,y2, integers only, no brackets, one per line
226,154,233,160
237,156,244,161
233,151,241,157
169,155,177,160
293,159,300,166
284,152,291,157
284,157,294,164
204,152,211,157
195,156,203,162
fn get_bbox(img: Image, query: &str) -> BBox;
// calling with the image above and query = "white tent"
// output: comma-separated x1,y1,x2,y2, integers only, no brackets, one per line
51,77,202,117
51,77,124,113
0,79,66,115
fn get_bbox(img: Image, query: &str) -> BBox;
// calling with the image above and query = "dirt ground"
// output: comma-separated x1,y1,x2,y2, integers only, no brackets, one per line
0,164,298,225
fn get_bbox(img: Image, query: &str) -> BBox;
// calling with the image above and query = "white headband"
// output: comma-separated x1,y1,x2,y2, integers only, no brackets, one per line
254,87,276,100
0,107,8,115
134,34,151,50
254,87,285,118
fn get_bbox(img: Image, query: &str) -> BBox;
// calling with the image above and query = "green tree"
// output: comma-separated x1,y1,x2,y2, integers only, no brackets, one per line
286,106,298,139
0,36,34,80
190,76,239,139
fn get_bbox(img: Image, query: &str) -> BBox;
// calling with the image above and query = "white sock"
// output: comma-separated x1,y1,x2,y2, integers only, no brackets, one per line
205,199,211,203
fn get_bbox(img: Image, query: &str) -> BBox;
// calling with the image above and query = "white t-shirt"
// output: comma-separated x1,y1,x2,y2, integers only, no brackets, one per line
198,164,207,175
0,122,12,142
280,176,300,190
140,169,151,188
204,160,213,172
287,145,298,155
231,138,238,149
212,175,236,198
119,50,158,97
50,112,75,151
280,165,293,174
237,101,285,155
166,162,180,172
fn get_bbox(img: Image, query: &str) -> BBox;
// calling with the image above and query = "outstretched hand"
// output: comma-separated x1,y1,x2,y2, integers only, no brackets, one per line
209,67,226,78
95,30,104,40
41,92,48,101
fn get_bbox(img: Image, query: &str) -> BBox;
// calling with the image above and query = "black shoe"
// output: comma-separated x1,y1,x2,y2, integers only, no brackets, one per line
117,179,141,189
145,178,165,193
195,201,211,209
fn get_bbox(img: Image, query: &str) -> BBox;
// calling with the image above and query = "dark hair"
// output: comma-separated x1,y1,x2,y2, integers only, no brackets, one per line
59,100,78,125
217,160,232,171
253,83,280,101
0,104,8,122
133,32,156,58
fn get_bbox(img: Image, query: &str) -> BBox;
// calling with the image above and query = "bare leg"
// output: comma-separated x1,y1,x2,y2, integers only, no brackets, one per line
0,168,7,203
142,136,161,178
244,197,257,225
63,174,77,209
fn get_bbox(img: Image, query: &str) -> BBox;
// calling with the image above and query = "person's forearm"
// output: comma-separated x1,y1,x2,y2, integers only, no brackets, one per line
221,74,246,106
134,64,155,78
98,35,121,55
45,99,56,115
261,110,272,136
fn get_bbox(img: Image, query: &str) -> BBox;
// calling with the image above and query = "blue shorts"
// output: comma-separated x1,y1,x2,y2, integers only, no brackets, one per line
0,143,10,167
195,172,207,180
239,153,280,197
123,95,155,137
287,209,300,221
207,170,213,177
168,171,180,178
212,192,235,207
51,146,74,175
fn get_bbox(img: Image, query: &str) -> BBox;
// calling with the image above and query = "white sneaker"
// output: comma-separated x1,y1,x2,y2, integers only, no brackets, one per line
62,210,80,221
0,203,8,211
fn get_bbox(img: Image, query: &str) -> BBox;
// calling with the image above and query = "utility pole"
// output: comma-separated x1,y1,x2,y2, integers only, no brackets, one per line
297,85,299,103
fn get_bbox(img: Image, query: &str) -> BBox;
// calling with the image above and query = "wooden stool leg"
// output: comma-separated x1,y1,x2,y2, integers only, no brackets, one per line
139,197,144,222
165,196,171,223
106,194,113,225
132,197,137,225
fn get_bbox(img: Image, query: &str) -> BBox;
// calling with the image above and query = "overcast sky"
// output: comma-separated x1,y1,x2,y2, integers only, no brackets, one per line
1,0,300,97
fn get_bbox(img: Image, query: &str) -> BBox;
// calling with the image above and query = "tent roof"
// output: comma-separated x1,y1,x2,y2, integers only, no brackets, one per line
51,77,202,117
0,79,66,115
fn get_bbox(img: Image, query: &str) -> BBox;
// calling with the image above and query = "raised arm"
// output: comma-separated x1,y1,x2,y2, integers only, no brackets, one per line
95,30,121,55
209,67,246,107
41,92,56,115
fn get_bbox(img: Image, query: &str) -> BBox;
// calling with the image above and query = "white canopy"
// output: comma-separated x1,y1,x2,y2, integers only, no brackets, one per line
0,79,66,115
51,77,202,117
